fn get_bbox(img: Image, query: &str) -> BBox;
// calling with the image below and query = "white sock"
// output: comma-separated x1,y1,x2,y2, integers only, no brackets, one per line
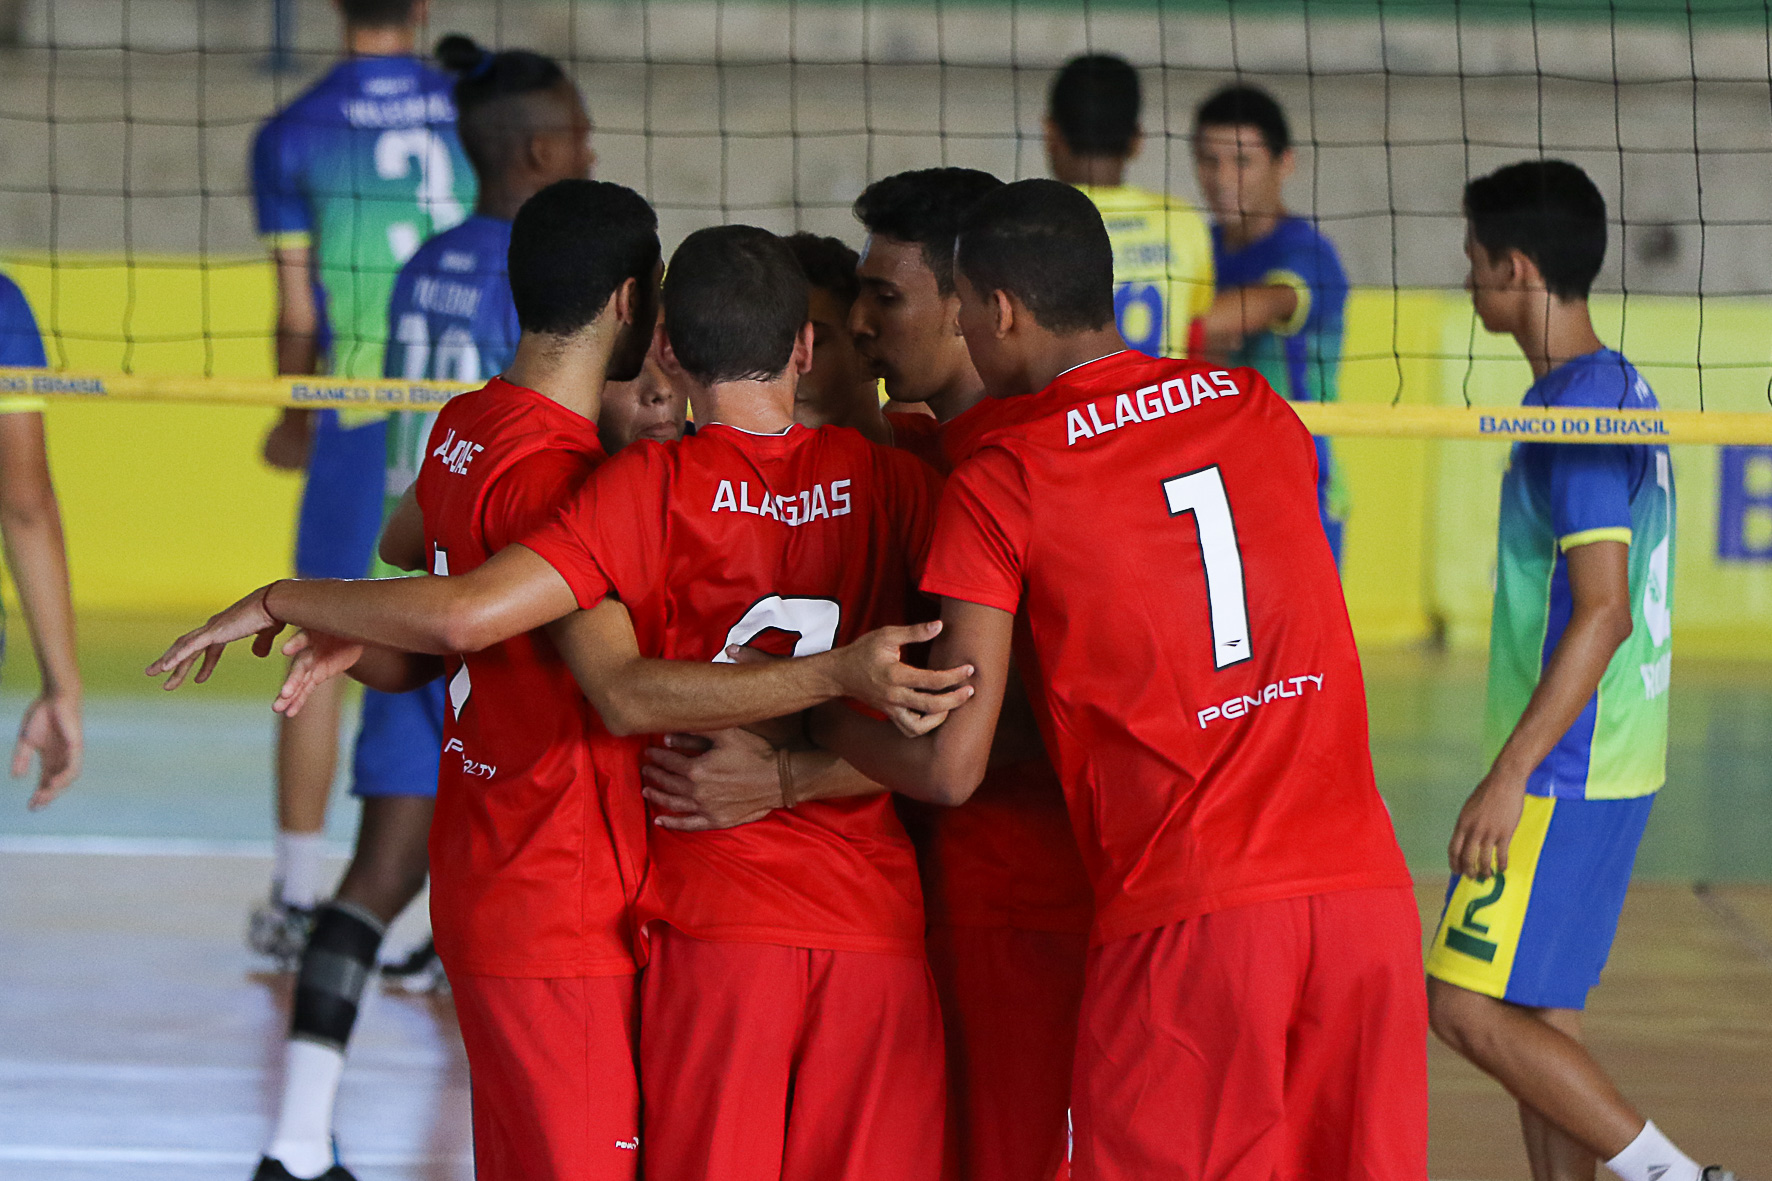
265,1038,345,1178
276,832,326,909
1606,1121,1702,1181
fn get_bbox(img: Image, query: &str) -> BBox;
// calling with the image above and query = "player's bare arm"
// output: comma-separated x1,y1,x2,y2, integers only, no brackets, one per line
377,485,425,572
1194,283,1298,358
639,728,885,832
146,544,580,689
1449,538,1633,880
0,410,83,807
810,596,1013,806
645,651,1046,829
544,598,976,738
263,244,319,471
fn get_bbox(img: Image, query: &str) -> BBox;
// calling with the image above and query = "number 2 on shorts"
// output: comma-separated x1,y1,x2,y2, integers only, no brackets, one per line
1162,465,1252,669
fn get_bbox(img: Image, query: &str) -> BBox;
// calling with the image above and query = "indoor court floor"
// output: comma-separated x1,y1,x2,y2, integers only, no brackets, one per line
1,636,1768,1180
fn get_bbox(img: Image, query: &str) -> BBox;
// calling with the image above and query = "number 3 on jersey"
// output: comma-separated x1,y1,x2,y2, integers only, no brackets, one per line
1163,466,1252,670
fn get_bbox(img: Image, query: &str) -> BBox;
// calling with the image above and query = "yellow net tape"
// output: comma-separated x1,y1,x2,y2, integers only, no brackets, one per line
7,367,1772,444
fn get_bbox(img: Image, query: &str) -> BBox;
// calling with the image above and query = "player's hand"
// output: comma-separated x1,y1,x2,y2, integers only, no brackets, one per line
262,411,312,471
146,584,285,690
1448,771,1527,881
818,621,975,735
642,729,783,833
13,688,83,809
274,630,365,717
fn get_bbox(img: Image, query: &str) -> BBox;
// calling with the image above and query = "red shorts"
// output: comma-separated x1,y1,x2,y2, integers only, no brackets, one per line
640,926,946,1181
926,924,1088,1181
450,972,641,1181
1071,886,1428,1181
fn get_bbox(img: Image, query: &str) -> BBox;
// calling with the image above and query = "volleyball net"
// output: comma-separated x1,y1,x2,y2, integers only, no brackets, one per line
7,0,1772,448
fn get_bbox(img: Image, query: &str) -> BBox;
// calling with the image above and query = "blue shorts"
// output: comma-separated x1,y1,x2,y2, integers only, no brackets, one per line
1425,792,1654,1010
295,410,388,580
350,679,446,798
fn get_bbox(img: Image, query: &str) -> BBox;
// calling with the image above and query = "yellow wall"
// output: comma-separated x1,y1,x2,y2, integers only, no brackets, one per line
5,252,1772,657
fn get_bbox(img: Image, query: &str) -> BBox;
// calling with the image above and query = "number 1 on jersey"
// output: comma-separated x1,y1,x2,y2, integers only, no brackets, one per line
1162,466,1252,669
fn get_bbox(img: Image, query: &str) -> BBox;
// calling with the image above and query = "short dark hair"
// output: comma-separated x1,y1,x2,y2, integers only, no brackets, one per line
508,180,660,336
436,36,573,184
955,178,1115,334
784,232,860,309
1194,85,1291,157
664,226,809,384
1464,160,1608,301
1048,54,1141,157
338,0,420,29
852,168,1004,295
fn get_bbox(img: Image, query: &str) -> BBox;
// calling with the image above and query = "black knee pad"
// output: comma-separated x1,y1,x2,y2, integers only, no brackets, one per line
290,901,386,1049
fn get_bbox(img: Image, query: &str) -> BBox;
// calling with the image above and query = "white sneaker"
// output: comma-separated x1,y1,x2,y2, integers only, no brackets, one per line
247,896,315,970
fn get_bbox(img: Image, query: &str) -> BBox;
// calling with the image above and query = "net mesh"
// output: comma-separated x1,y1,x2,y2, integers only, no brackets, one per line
4,0,1772,439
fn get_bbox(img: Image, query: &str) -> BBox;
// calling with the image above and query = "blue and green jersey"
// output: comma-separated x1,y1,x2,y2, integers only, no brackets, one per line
1486,349,1674,800
1213,216,1350,555
251,55,475,380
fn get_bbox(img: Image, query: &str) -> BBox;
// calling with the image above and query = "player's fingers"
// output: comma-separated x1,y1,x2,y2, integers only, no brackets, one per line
193,644,225,685
1495,840,1510,875
651,810,716,833
10,736,31,780
162,652,201,692
886,683,974,715
281,631,312,657
888,662,975,692
639,765,696,795
724,645,778,665
874,620,942,649
661,732,713,753
146,631,207,677
641,785,702,814
888,705,948,738
643,746,701,776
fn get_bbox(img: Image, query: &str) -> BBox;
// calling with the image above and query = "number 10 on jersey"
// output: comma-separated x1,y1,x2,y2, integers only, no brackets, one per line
1163,466,1252,670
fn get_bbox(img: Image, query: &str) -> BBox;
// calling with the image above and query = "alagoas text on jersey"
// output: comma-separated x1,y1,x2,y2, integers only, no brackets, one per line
1066,368,1240,446
711,478,853,527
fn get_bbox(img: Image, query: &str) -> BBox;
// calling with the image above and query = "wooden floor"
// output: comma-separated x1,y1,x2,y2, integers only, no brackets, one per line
0,850,1768,1181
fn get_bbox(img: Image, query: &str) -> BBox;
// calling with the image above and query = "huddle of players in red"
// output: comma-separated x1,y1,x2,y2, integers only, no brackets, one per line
153,174,1425,1180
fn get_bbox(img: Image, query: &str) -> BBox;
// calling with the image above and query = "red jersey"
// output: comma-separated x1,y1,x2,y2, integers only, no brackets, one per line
522,423,943,957
889,399,1094,934
885,410,945,470
922,351,1410,945
416,378,648,977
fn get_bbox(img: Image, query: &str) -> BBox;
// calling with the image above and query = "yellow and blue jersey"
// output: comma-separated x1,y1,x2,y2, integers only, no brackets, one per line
1076,184,1215,360
1486,349,1673,802
251,55,475,381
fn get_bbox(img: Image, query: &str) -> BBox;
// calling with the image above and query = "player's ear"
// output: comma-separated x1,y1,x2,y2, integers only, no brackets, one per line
1277,147,1296,183
991,289,1016,339
655,323,686,378
1127,128,1144,163
791,321,815,376
609,276,638,327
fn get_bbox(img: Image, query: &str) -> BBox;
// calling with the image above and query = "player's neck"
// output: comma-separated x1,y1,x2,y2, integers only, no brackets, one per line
695,375,797,435
1056,155,1128,188
344,24,417,57
475,180,532,223
1220,207,1286,250
505,333,608,422
1013,327,1130,397
1511,296,1605,380
927,371,987,424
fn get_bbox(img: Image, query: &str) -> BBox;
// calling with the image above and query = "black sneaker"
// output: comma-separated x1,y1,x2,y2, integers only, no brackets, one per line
380,937,449,995
247,897,316,970
1700,1169,1743,1181
251,1155,358,1181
